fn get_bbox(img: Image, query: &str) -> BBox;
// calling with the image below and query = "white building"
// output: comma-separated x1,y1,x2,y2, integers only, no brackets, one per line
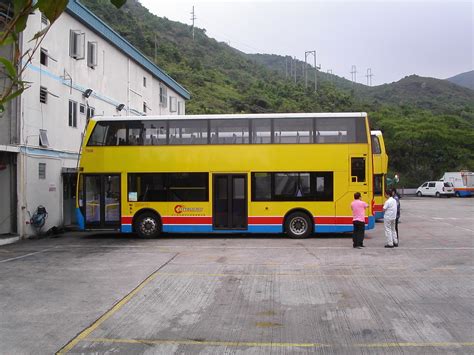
0,0,190,237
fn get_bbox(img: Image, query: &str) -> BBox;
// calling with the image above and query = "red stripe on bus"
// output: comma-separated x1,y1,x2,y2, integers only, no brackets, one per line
123,215,368,225
248,216,284,224
162,216,213,224
314,216,368,224
373,204,383,212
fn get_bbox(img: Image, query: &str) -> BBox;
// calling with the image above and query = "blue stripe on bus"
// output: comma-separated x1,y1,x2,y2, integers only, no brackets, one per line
367,216,375,230
315,225,353,233
76,208,85,230
162,225,283,233
121,220,375,235
121,224,133,233
374,211,384,219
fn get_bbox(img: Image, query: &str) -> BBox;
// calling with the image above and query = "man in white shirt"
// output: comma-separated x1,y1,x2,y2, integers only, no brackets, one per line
383,190,398,248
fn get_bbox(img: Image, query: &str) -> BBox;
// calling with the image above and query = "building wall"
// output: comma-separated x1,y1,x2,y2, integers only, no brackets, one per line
0,153,15,235
0,43,18,146
13,9,188,236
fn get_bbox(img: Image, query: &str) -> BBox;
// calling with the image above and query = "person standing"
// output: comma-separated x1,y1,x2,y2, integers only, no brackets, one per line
383,190,398,248
351,192,369,249
392,188,401,245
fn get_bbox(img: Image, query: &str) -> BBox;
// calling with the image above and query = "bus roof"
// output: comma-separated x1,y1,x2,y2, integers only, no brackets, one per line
92,112,368,122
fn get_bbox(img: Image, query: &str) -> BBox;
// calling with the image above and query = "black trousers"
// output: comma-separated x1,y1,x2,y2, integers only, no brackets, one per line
395,217,399,241
353,221,365,247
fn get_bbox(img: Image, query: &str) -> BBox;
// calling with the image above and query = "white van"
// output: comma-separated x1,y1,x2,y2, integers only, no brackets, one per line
416,181,455,197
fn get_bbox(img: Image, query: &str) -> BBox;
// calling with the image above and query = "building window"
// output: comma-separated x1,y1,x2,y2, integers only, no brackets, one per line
41,13,48,26
169,97,177,112
86,106,94,120
68,100,77,127
79,104,86,114
39,129,49,147
159,85,167,107
177,101,184,115
69,30,85,59
38,163,46,179
40,48,48,66
143,77,146,87
40,86,48,104
87,41,97,68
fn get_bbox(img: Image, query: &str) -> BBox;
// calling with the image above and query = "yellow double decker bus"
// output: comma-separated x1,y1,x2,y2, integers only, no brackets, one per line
371,130,388,219
77,113,375,238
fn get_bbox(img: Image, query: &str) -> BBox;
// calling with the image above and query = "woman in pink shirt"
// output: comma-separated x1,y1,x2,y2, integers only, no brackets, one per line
351,192,369,249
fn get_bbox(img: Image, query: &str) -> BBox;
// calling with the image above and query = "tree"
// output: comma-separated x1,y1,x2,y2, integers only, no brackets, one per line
0,0,126,112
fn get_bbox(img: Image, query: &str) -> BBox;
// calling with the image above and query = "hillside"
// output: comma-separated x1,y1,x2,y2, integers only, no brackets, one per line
247,54,474,118
78,0,474,184
446,70,474,90
357,75,474,119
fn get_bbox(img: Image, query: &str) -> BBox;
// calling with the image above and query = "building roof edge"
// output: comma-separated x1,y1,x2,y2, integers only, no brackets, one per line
66,0,191,100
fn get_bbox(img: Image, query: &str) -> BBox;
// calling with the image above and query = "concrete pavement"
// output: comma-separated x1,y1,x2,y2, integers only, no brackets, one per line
0,197,472,354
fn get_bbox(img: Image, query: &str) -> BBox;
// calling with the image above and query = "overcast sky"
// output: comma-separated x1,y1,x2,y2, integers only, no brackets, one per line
140,0,473,85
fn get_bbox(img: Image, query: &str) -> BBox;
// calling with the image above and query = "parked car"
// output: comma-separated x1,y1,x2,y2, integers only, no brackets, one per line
416,181,455,197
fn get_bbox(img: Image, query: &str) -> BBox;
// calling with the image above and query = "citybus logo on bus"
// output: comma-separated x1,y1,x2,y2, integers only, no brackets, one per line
174,205,204,214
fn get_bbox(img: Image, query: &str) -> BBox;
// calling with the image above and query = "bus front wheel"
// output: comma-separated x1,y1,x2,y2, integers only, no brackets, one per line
134,212,161,239
285,212,312,239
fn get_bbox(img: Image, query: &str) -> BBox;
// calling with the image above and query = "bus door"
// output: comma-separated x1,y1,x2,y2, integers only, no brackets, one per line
82,174,121,229
213,174,247,230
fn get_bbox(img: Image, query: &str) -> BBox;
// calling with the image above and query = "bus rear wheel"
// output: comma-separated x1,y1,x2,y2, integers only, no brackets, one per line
134,212,161,239
285,212,312,239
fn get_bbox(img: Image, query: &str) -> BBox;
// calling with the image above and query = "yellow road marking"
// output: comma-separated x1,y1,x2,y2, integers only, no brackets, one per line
86,338,474,349
88,337,329,348
56,254,179,354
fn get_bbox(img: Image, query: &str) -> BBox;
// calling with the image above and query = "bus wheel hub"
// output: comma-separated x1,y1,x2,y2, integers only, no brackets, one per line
290,217,307,235
142,218,156,233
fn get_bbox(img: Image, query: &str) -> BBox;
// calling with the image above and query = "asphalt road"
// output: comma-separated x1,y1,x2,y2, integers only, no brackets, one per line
0,196,472,354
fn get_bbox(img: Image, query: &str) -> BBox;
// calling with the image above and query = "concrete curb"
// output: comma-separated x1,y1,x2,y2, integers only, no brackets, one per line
0,236,21,246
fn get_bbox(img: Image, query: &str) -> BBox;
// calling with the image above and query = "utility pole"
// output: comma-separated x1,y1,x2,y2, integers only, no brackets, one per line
365,68,374,86
154,34,157,63
293,56,297,83
190,6,197,40
350,65,357,83
327,69,333,83
304,50,321,91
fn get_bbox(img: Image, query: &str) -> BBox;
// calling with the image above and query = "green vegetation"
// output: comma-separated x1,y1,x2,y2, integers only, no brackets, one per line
80,0,474,186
